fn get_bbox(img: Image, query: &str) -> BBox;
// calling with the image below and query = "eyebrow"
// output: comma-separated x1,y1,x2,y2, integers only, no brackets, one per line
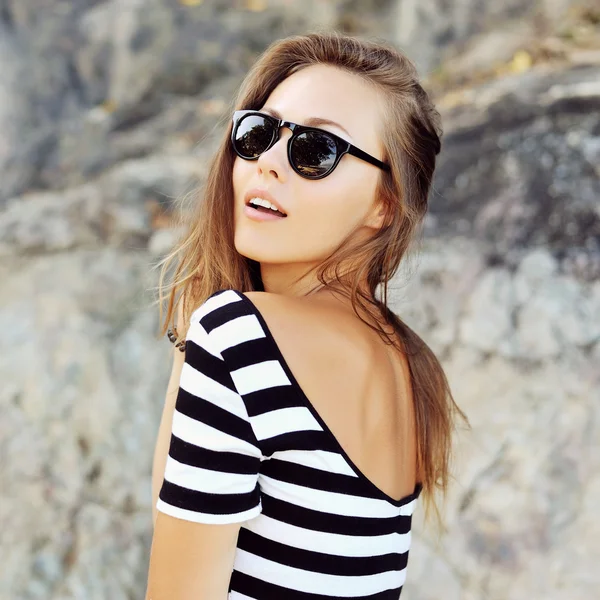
260,107,352,138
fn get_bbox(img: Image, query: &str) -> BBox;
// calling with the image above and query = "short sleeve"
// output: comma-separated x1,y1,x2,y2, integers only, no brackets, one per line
156,307,263,524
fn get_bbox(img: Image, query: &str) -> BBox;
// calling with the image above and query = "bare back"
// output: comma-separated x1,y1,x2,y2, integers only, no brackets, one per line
245,291,419,502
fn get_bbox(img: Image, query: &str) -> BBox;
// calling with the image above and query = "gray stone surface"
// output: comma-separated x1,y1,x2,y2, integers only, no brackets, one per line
393,0,580,73
0,0,598,598
392,239,599,599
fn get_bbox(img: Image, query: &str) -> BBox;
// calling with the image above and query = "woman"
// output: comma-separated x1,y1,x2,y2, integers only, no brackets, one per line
146,30,467,599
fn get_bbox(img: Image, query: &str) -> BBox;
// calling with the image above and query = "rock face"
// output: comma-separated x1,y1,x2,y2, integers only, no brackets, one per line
0,1,598,599
393,0,576,72
431,64,600,270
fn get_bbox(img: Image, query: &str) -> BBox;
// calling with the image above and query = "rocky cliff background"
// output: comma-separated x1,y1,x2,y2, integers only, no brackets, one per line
0,1,598,598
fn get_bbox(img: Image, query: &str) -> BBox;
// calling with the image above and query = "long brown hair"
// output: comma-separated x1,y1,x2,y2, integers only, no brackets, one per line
153,30,469,530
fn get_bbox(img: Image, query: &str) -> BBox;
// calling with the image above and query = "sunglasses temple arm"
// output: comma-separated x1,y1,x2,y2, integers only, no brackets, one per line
348,145,390,171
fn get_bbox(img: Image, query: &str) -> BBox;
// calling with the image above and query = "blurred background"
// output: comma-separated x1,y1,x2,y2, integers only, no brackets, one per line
0,0,598,598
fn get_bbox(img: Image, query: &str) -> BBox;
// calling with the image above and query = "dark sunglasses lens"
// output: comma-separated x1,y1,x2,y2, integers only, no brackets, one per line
290,131,337,178
233,114,275,158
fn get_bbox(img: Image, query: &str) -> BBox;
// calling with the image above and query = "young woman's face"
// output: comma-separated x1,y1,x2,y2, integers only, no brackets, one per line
232,64,387,276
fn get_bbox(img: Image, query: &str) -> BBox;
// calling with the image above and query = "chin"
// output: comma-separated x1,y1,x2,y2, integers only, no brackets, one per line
234,233,281,264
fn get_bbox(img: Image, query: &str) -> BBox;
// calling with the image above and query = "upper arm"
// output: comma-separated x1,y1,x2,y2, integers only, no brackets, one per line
147,298,263,599
147,515,240,600
151,298,188,527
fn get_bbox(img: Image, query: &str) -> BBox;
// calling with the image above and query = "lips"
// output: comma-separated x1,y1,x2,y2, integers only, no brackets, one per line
243,187,288,216
243,204,286,222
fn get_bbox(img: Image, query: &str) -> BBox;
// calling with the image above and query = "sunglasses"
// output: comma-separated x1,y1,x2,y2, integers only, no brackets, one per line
231,109,391,180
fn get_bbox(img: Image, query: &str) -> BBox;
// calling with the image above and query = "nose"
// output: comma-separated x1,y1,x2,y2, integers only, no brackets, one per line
255,125,292,179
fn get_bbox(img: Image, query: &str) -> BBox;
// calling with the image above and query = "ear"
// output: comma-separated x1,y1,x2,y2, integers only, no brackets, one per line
364,200,387,231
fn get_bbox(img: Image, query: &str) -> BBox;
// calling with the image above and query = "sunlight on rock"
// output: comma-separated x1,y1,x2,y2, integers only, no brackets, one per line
100,99,117,114
510,50,533,73
245,0,268,12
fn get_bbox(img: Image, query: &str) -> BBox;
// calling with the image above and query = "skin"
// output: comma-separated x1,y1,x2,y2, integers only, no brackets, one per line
146,64,417,600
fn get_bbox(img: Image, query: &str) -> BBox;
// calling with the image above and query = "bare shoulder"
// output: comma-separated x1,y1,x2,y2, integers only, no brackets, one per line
241,290,303,315
240,290,317,340
240,290,377,371
241,290,342,329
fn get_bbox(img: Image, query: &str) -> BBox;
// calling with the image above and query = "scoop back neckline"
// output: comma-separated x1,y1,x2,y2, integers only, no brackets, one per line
229,289,423,509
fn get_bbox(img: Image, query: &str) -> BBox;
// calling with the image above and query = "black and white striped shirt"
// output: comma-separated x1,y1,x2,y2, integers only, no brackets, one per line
157,288,422,599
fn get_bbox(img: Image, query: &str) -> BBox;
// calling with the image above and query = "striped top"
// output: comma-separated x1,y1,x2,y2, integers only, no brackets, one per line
157,288,422,599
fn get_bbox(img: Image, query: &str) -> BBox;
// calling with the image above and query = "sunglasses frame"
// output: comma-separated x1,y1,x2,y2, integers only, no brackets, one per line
231,109,391,180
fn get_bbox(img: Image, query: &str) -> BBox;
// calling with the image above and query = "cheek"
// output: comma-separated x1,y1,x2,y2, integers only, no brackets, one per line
232,157,246,195
301,169,375,231
291,184,370,255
